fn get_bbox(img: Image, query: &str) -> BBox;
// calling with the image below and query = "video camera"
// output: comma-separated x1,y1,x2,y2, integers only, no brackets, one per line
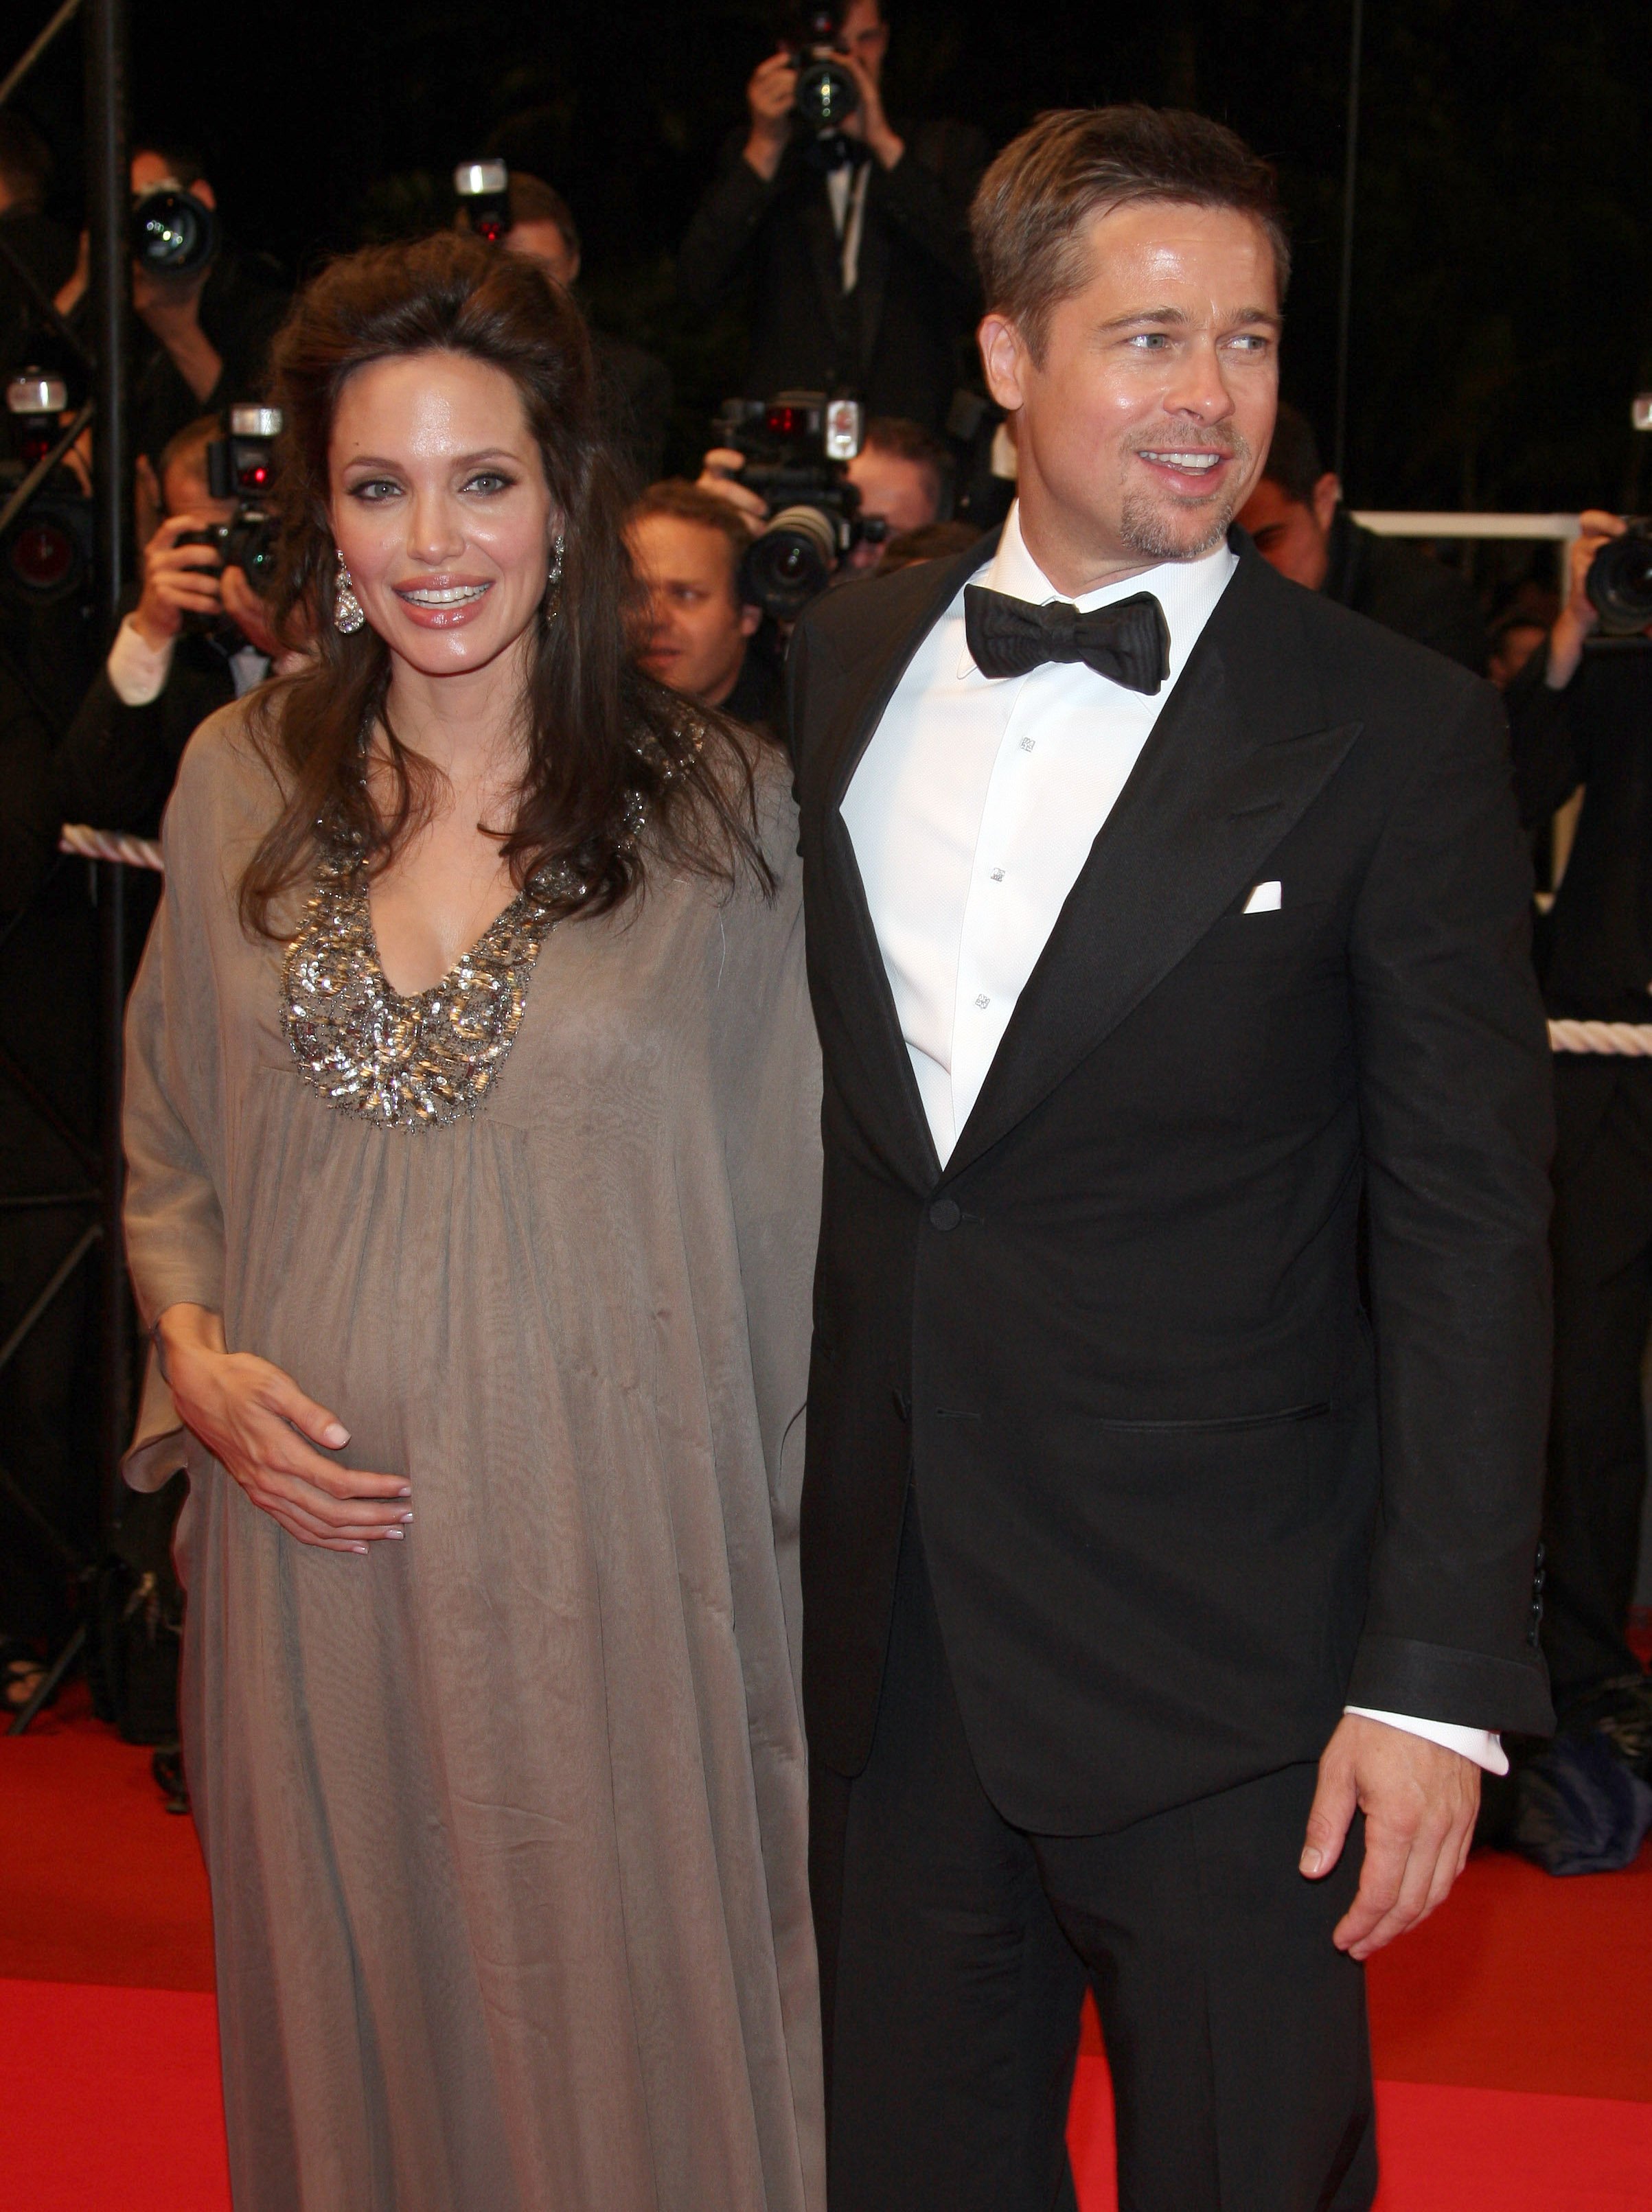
713,392,884,618
176,404,282,634
130,178,220,281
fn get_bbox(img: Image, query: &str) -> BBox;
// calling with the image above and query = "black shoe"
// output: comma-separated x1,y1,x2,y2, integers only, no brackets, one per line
150,1742,190,1815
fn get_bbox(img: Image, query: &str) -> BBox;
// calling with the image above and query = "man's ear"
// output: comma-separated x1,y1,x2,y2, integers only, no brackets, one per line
978,313,1029,413
192,178,217,209
1311,470,1341,536
739,601,762,638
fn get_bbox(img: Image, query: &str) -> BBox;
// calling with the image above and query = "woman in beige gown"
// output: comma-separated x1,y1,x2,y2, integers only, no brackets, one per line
120,233,823,2211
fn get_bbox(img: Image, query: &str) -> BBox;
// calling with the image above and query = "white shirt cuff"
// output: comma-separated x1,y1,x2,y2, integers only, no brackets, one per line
1344,1706,1508,1775
106,614,174,707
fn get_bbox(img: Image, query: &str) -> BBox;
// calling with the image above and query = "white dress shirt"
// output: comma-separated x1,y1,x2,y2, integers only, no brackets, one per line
106,613,270,708
841,500,1505,1777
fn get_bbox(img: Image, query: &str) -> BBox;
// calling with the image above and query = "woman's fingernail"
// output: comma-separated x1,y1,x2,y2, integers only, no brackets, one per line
352,1544,367,1555
399,1512,413,1523
398,1486,411,1498
385,1527,404,1539
324,1422,349,1448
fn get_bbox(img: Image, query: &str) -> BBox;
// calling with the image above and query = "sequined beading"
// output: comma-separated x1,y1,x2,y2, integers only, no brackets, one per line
282,846,569,1129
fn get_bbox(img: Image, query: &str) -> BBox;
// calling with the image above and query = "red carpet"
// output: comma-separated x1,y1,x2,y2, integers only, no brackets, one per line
4,1686,1651,2210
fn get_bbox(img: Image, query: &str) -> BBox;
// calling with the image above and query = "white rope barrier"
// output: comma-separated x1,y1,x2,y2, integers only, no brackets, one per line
58,823,163,873
1548,1021,1652,1057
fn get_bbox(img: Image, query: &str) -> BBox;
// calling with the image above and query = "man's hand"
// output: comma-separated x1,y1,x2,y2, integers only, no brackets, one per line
744,47,799,181
220,565,284,658
131,511,225,651
840,49,904,169
1548,509,1626,689
1300,1714,1480,1961
696,448,768,533
131,264,223,403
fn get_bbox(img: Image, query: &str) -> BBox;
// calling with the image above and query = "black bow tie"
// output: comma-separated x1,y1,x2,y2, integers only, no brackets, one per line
963,584,1171,695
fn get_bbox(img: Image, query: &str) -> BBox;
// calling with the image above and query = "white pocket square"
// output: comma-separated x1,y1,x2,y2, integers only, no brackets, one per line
1243,881,1282,914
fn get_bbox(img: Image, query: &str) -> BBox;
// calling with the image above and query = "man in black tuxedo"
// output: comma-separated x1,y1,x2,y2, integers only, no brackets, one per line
790,106,1554,2212
676,0,983,431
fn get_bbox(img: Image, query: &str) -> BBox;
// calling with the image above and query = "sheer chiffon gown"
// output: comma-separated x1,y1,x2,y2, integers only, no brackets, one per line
121,701,825,2212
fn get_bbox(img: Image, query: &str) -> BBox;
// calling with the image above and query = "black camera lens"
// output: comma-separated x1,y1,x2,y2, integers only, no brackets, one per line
743,505,838,619
794,54,860,132
5,498,91,601
130,186,220,278
1586,522,1652,636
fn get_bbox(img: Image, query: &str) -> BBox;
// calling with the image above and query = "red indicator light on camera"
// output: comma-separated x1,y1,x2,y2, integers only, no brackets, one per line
766,404,805,436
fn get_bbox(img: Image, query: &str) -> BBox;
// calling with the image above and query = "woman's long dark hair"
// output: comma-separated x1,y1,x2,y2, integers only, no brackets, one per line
240,231,768,937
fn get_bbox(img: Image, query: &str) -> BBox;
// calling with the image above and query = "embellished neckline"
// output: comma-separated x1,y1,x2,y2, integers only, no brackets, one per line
282,838,573,1129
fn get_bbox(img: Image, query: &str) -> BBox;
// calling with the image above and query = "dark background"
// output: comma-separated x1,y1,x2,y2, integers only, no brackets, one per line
10,0,1652,509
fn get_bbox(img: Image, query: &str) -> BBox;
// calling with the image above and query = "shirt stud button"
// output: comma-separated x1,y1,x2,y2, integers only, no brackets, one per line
989,868,1005,882
974,993,989,1009
928,1198,961,1231
1020,735,1036,752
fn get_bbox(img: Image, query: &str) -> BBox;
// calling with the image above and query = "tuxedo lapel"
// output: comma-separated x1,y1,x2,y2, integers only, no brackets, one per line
946,557,1363,1179
805,542,998,1193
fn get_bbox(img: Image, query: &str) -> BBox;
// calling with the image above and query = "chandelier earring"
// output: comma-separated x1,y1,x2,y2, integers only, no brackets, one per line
333,549,365,636
547,531,564,589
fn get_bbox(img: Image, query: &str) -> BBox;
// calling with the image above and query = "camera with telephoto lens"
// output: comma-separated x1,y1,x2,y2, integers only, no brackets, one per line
713,392,884,618
176,404,282,635
130,178,220,279
788,3,860,137
0,369,93,604
454,159,509,244
1587,395,1652,637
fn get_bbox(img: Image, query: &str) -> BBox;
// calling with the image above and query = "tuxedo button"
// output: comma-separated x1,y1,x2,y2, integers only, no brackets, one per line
928,1198,961,1231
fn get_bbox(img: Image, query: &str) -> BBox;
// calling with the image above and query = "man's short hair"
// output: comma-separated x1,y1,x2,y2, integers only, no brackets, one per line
628,481,752,603
133,139,209,190
0,113,54,215
880,520,983,573
157,413,220,500
505,172,580,262
970,105,1291,361
862,415,952,503
1259,403,1325,505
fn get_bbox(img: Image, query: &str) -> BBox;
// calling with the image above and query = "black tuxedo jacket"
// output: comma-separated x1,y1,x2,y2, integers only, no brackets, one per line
677,121,984,432
790,533,1556,1835
1506,637,1652,1023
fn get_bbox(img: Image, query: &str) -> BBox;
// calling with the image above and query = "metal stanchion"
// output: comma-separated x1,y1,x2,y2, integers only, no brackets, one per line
1,0,134,1733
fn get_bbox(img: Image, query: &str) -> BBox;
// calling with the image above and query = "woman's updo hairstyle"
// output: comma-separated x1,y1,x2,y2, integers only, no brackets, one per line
240,230,765,937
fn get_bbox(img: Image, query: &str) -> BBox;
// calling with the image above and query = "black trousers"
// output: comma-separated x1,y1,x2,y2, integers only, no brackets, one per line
811,1504,1376,2212
1544,1060,1652,1710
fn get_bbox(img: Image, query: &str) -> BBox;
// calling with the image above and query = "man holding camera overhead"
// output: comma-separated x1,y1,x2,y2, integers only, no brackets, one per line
1505,509,1652,1773
677,0,984,433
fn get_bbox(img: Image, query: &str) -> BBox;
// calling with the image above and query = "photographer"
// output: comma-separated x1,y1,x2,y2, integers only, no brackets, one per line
55,414,284,838
479,172,672,489
0,113,76,380
626,481,782,740
700,411,949,577
677,0,984,433
1237,402,1489,673
57,142,289,471
1504,509,1652,1775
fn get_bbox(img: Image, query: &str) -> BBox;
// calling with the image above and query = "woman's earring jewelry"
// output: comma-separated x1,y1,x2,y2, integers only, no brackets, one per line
334,551,365,636
547,531,564,588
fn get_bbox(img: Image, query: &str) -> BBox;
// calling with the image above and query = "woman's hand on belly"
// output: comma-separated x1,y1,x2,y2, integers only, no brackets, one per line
156,1304,411,1552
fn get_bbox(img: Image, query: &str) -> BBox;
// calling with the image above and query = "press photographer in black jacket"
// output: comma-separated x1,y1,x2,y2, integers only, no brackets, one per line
56,414,284,846
1506,507,1652,1762
677,0,984,432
